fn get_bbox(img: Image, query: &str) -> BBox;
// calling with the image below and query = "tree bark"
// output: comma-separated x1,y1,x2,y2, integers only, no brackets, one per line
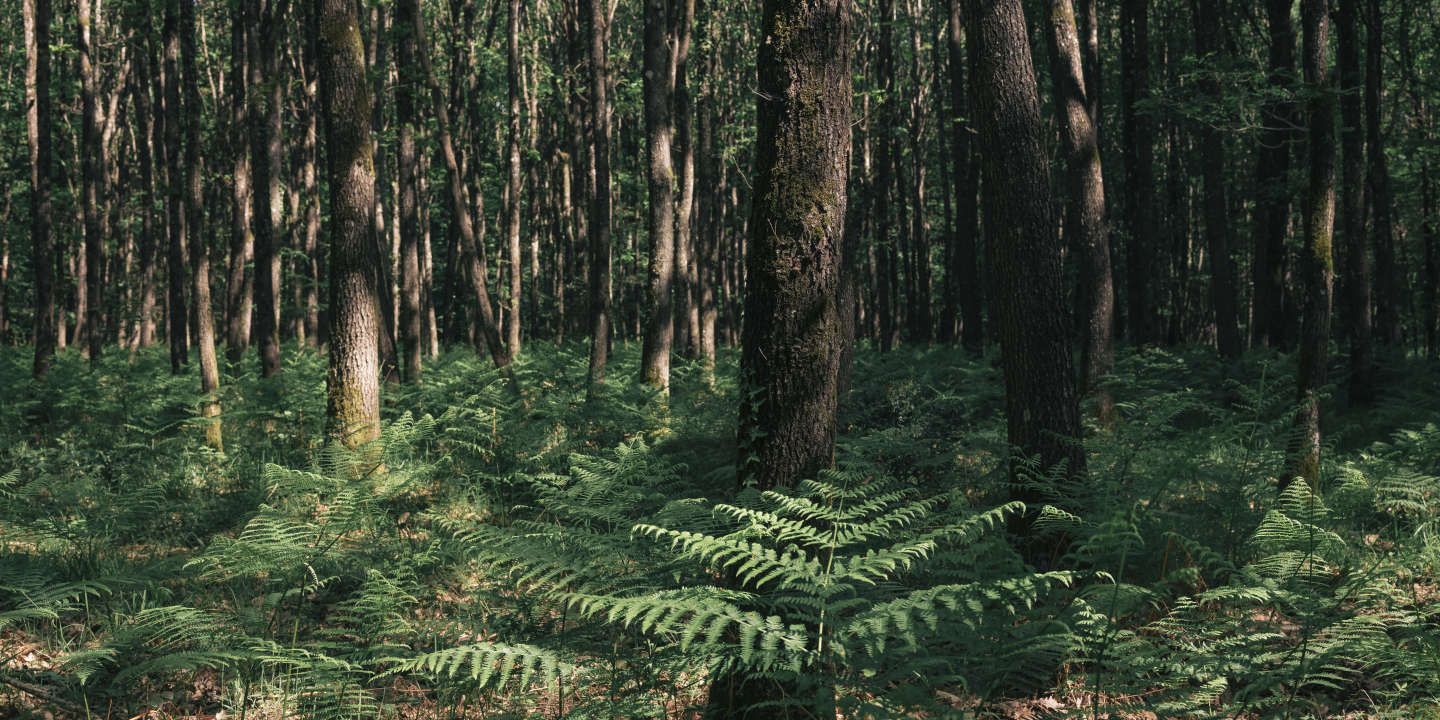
1120,0,1157,345
965,0,1087,533
78,0,107,363
318,0,382,450
673,0,700,359
505,0,524,355
250,0,283,378
1250,0,1297,350
945,0,983,353
396,0,423,382
25,0,55,380
1047,0,1114,423
1191,0,1241,360
585,0,613,391
1290,0,1335,488
639,0,677,391
874,0,897,352
181,0,223,450
1367,0,1399,347
163,0,189,373
1337,0,1373,404
226,13,254,363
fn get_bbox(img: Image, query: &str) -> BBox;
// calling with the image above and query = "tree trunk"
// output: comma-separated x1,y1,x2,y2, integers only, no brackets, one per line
25,0,55,380
585,0,613,391
945,0,983,353
181,0,223,450
163,0,189,373
639,0,676,391
965,0,1087,544
1250,0,1297,350
874,0,897,352
1047,0,1115,423
396,0,423,382
1367,0,1399,347
78,0,107,363
318,0,382,450
1191,0,1241,360
1290,0,1335,488
674,0,699,358
226,13,254,363
1337,0,1373,404
505,0,524,355
250,0,283,378
302,3,323,348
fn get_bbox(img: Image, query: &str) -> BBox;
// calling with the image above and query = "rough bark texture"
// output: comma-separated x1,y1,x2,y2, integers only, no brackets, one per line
163,0,189,373
945,0,983,353
1367,0,1399,347
250,0,283,378
585,0,613,391
180,0,223,450
318,0,382,449
1120,0,1156,345
639,0,676,391
25,0,55,380
78,0,107,363
396,0,423,383
1337,0,1373,404
965,0,1087,512
674,0,699,358
1291,0,1335,488
1191,0,1241,360
1047,0,1114,423
1251,0,1297,349
226,13,254,363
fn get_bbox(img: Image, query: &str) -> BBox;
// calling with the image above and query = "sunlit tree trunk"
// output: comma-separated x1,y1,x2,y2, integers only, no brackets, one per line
25,0,55,380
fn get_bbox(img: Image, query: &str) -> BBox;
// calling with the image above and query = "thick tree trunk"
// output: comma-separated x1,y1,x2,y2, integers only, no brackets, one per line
250,0,283,378
1290,0,1335,488
1337,0,1373,404
945,0,983,353
318,0,382,450
396,0,423,382
1250,0,1298,350
1367,0,1399,347
163,0,189,373
25,0,55,380
1191,0,1241,360
78,0,107,363
639,0,676,391
585,0,613,391
965,0,1087,539
181,0,223,450
1047,0,1114,423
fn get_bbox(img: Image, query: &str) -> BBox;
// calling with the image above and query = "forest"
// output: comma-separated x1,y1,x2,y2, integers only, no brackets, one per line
2,0,1440,716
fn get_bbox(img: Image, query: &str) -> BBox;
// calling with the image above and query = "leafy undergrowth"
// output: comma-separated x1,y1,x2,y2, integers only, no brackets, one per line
1,343,1438,719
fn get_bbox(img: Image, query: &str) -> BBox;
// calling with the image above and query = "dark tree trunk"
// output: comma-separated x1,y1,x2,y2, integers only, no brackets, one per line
1047,0,1115,424
874,0,897,352
163,0,189,373
1191,0,1241,360
181,0,223,449
639,0,676,391
1120,0,1157,345
1250,0,1297,350
945,0,983,353
318,0,382,449
250,0,283,378
78,0,107,363
965,0,1087,541
1337,0,1373,403
1367,0,1399,347
396,0,423,382
25,0,55,379
585,0,613,391
1290,0,1335,488
302,4,324,347
226,13,254,363
674,0,699,358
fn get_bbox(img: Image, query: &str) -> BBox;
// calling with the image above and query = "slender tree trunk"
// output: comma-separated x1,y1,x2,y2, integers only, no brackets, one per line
318,0,381,450
250,0,283,378
505,0,524,355
1250,0,1297,349
1367,0,1399,347
906,0,932,344
396,0,423,382
639,0,676,391
1290,0,1335,488
585,0,613,391
181,0,222,449
163,0,189,373
1337,0,1373,403
1120,0,1157,345
25,0,56,380
1048,0,1115,423
696,2,718,369
78,0,107,363
874,0,897,352
945,0,983,353
131,44,160,351
302,4,323,348
1191,0,1241,360
965,0,1087,547
674,0,699,359
226,13,254,363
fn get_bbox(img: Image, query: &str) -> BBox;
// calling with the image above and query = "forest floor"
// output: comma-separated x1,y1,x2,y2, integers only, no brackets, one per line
2,343,1439,719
